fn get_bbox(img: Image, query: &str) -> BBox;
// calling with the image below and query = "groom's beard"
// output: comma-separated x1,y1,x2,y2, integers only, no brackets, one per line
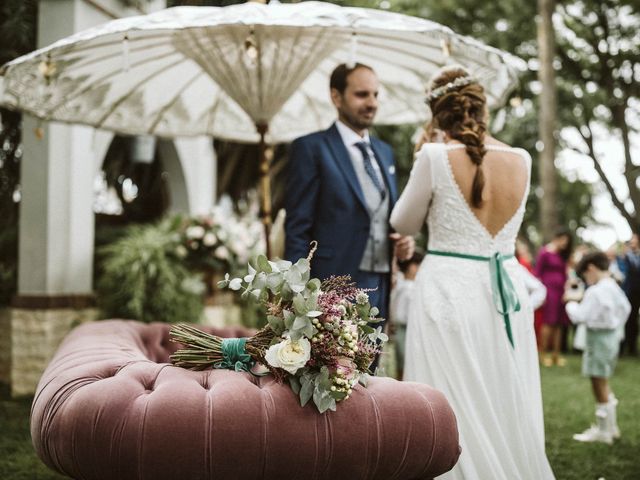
339,107,377,131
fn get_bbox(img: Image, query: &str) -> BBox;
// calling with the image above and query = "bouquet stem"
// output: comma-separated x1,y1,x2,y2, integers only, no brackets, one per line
170,324,284,378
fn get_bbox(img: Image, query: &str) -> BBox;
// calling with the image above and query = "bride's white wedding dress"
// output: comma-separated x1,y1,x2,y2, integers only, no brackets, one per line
390,143,555,480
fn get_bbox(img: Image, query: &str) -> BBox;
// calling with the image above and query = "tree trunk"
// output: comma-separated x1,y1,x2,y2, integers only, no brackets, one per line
537,0,559,241
614,103,640,233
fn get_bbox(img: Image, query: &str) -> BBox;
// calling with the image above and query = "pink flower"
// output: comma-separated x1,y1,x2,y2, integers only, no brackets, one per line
335,357,357,380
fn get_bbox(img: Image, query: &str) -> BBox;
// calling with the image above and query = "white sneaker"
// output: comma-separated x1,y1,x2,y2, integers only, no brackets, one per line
573,425,613,445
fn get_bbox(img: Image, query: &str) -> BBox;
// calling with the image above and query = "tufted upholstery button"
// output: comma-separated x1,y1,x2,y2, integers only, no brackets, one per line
31,320,460,480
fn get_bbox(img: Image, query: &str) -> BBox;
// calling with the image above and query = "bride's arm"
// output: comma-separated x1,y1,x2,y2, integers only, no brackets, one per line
390,146,434,235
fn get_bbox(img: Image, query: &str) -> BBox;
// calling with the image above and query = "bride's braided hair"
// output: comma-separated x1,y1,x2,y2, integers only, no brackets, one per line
427,66,487,208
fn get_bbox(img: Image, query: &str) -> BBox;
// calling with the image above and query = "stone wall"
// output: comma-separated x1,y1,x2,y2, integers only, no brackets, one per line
0,308,11,385
10,308,98,397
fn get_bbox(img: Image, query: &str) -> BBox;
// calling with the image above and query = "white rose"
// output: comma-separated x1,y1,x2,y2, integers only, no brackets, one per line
264,337,311,374
186,225,205,239
203,232,217,247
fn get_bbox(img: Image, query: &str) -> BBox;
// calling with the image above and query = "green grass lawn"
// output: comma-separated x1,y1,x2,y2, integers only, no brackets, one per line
1,355,639,479
542,354,640,480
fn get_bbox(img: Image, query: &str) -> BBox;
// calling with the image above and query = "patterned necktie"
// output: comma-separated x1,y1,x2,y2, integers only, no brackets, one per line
354,141,386,200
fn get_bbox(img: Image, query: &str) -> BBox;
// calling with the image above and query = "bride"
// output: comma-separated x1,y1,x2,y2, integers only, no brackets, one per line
390,66,555,479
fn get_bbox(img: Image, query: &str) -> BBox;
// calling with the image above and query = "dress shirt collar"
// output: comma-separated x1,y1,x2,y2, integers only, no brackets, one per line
335,120,371,147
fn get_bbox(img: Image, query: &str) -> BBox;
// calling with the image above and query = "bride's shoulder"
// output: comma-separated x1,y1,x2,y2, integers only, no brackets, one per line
415,142,446,161
485,138,532,163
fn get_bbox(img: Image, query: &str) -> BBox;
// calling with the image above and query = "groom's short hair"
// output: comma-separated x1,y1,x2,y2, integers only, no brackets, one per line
330,63,375,94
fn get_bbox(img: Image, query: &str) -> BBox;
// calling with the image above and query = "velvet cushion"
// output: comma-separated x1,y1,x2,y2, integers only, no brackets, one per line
31,320,460,479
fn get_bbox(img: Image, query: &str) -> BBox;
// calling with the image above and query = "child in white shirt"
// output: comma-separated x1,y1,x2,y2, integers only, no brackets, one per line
390,251,423,379
566,251,631,444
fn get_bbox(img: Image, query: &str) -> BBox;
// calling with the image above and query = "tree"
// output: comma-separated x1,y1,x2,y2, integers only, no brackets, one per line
331,0,594,244
537,0,560,240
0,0,37,304
555,0,640,234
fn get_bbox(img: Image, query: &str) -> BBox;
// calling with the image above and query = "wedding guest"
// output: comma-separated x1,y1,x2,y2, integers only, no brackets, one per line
618,241,631,289
562,245,589,353
389,251,424,379
520,263,547,311
606,244,624,284
284,63,415,371
517,238,543,347
621,233,640,355
535,228,573,367
566,251,630,444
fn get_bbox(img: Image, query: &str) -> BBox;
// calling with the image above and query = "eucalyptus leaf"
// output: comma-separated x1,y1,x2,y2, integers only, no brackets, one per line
257,255,272,273
330,390,348,401
267,260,281,273
289,329,303,341
301,322,316,339
267,272,284,291
288,376,301,395
361,325,375,334
306,310,323,318
252,272,267,290
293,315,310,330
295,258,310,274
284,267,302,286
305,293,319,311
276,259,292,271
313,388,335,414
259,289,269,302
229,278,243,290
283,310,295,329
300,378,314,406
280,283,293,301
307,278,321,291
267,315,284,332
292,294,307,315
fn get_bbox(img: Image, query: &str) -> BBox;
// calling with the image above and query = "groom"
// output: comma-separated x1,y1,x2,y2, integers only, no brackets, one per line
284,63,414,353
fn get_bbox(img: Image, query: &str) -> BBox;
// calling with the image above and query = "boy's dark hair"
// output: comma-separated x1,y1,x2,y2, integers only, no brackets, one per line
575,251,609,278
329,63,375,94
398,251,424,274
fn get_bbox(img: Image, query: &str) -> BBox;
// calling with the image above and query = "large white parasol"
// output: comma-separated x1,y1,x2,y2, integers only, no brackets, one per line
0,1,524,255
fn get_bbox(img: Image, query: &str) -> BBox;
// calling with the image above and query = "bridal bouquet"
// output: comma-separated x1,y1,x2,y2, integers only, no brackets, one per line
170,246,387,413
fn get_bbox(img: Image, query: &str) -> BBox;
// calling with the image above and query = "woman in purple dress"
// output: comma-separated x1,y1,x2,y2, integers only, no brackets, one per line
535,229,573,367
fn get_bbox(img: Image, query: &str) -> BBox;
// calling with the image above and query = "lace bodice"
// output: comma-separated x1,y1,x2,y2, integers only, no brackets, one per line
390,142,531,256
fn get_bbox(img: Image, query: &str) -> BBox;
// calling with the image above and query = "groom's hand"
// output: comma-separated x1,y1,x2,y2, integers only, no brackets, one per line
390,233,415,261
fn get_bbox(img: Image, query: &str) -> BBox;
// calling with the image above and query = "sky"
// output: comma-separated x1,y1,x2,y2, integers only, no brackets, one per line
557,125,635,250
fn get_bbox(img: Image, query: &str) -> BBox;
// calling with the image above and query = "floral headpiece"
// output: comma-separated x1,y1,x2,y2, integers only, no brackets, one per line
425,75,478,103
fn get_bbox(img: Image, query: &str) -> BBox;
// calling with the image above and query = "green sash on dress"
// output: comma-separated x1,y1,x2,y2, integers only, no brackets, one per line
427,249,521,348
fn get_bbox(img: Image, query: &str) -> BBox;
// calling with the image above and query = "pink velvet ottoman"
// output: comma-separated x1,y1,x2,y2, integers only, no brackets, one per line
31,320,460,479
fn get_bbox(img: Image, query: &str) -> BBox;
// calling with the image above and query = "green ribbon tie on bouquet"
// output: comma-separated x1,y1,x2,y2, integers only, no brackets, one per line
427,250,521,348
217,338,254,372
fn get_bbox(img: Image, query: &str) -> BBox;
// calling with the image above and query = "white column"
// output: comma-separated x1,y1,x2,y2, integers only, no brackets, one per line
10,0,167,397
174,136,217,215
19,120,95,294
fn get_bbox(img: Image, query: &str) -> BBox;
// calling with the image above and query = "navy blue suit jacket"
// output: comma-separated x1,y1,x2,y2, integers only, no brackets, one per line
284,123,398,281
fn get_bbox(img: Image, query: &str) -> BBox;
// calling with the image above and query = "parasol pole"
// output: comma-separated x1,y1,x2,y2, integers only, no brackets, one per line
256,122,272,259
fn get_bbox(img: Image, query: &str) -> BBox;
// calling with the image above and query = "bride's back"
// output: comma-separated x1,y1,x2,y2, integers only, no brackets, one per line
447,141,529,238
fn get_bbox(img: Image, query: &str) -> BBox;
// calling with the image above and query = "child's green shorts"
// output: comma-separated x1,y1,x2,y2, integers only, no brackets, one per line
582,329,619,378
